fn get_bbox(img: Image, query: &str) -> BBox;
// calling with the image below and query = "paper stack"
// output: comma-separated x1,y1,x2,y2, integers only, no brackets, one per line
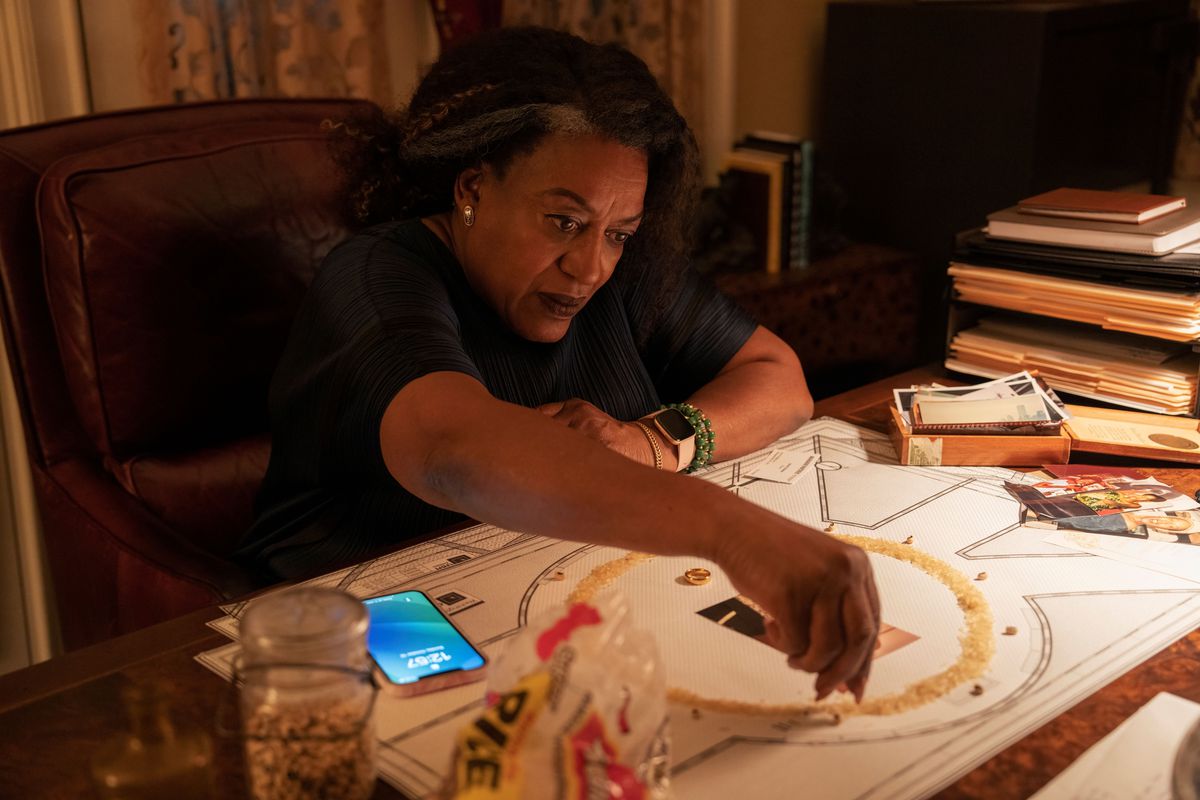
948,186,1200,417
947,317,1199,415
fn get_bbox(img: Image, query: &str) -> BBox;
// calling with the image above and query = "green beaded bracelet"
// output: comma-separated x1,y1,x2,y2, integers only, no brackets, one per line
663,402,714,473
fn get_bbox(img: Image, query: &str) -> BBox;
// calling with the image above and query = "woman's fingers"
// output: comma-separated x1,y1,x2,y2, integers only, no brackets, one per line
539,398,603,431
847,574,882,702
537,401,565,416
746,533,880,704
820,581,878,701
791,585,844,687
534,398,651,464
766,606,810,662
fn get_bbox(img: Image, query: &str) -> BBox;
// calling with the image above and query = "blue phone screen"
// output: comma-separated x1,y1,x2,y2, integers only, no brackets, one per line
364,591,485,685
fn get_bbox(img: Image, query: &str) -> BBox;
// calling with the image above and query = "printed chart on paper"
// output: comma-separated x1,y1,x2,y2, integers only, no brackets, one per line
197,417,1200,799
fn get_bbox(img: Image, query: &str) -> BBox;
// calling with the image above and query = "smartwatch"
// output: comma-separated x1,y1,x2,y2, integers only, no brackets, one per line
645,407,696,472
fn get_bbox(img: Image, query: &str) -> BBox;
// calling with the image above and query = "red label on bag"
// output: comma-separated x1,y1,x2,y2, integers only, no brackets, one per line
535,603,601,661
564,712,643,800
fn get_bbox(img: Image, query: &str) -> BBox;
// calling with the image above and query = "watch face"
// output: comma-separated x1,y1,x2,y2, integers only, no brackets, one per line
654,408,695,442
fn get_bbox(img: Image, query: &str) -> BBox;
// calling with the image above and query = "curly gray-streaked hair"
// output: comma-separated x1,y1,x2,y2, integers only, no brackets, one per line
327,26,702,344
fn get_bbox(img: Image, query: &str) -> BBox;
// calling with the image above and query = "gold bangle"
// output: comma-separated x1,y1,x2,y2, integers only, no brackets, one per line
632,422,662,470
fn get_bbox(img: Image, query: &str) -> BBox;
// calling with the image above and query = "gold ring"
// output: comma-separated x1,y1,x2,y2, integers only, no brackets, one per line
684,568,711,585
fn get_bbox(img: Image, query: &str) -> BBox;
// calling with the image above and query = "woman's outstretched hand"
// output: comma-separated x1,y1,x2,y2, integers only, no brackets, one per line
715,520,881,702
538,396,880,701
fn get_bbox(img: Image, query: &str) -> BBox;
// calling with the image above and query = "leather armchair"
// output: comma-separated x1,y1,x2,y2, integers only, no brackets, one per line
0,98,371,650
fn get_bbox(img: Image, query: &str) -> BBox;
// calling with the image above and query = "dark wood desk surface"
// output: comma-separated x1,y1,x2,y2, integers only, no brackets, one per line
2,365,1198,799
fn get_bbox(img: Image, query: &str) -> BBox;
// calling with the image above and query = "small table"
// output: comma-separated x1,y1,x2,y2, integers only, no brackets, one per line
2,365,1198,799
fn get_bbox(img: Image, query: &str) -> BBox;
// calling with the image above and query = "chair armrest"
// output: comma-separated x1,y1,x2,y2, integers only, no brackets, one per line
35,457,262,649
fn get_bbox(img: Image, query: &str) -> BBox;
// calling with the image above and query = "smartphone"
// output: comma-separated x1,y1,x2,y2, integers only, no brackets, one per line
363,590,487,696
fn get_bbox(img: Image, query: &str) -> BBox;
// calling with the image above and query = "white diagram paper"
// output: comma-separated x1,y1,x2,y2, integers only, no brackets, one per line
197,417,1200,799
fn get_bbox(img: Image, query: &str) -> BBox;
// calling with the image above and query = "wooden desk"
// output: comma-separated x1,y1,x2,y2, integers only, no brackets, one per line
2,365,1198,799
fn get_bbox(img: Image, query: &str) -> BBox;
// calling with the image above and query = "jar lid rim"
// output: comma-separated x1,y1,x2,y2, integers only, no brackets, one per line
240,587,368,646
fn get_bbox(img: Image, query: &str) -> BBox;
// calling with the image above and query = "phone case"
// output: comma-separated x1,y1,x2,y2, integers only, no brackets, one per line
373,660,488,697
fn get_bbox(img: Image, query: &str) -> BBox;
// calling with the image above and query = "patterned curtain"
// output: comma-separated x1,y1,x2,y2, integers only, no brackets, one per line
428,0,503,51
502,0,706,142
136,0,391,104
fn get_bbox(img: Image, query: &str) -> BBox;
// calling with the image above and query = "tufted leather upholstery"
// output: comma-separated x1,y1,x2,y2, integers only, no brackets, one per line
0,99,370,650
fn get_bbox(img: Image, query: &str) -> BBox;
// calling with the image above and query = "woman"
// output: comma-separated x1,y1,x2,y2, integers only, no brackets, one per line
238,27,879,701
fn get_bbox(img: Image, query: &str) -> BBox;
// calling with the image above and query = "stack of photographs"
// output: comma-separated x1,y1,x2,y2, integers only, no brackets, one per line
1006,476,1200,546
892,370,1070,436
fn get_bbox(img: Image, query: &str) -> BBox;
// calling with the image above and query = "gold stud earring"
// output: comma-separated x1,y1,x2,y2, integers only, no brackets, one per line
463,204,475,227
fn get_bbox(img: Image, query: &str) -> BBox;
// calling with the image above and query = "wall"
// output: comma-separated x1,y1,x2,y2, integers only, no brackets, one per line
735,0,828,140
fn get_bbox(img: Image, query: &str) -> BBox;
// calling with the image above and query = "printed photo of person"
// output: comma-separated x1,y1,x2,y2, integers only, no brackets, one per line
1054,510,1200,545
1005,480,1196,521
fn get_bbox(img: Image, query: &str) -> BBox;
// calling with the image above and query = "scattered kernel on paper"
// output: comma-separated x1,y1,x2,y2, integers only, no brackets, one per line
903,536,913,545
969,684,984,696
570,536,995,719
975,572,988,581
824,523,837,533
1003,626,1017,636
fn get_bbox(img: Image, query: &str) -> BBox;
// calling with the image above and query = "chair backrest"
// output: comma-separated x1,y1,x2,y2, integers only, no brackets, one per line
0,98,370,555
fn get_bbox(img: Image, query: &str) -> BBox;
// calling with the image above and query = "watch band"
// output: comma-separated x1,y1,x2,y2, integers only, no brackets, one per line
672,432,695,473
646,408,695,473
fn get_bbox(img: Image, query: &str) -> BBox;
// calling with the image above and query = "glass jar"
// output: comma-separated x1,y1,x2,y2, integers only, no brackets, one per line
238,587,377,800
91,681,215,799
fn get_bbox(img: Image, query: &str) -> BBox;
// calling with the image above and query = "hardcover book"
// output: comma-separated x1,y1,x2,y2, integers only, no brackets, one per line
986,204,1200,255
736,133,816,270
1018,188,1186,224
721,149,786,273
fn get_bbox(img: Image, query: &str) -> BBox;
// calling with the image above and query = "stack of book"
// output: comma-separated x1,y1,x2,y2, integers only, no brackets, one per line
987,188,1200,256
947,187,1200,416
721,132,816,273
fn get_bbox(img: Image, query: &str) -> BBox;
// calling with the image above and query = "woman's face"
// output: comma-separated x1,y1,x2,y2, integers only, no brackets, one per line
455,132,648,343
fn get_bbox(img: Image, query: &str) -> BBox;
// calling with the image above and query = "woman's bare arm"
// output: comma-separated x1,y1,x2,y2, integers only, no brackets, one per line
686,325,813,462
381,371,878,700
539,325,812,471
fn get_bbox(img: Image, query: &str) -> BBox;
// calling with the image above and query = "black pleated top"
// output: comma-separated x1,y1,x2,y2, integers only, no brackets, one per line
236,220,756,578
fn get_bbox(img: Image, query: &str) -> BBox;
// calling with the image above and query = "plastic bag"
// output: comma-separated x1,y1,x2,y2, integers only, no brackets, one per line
445,592,669,800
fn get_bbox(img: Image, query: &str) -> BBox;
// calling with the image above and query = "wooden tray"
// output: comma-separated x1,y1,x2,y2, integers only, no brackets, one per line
1064,404,1200,465
888,407,1071,466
